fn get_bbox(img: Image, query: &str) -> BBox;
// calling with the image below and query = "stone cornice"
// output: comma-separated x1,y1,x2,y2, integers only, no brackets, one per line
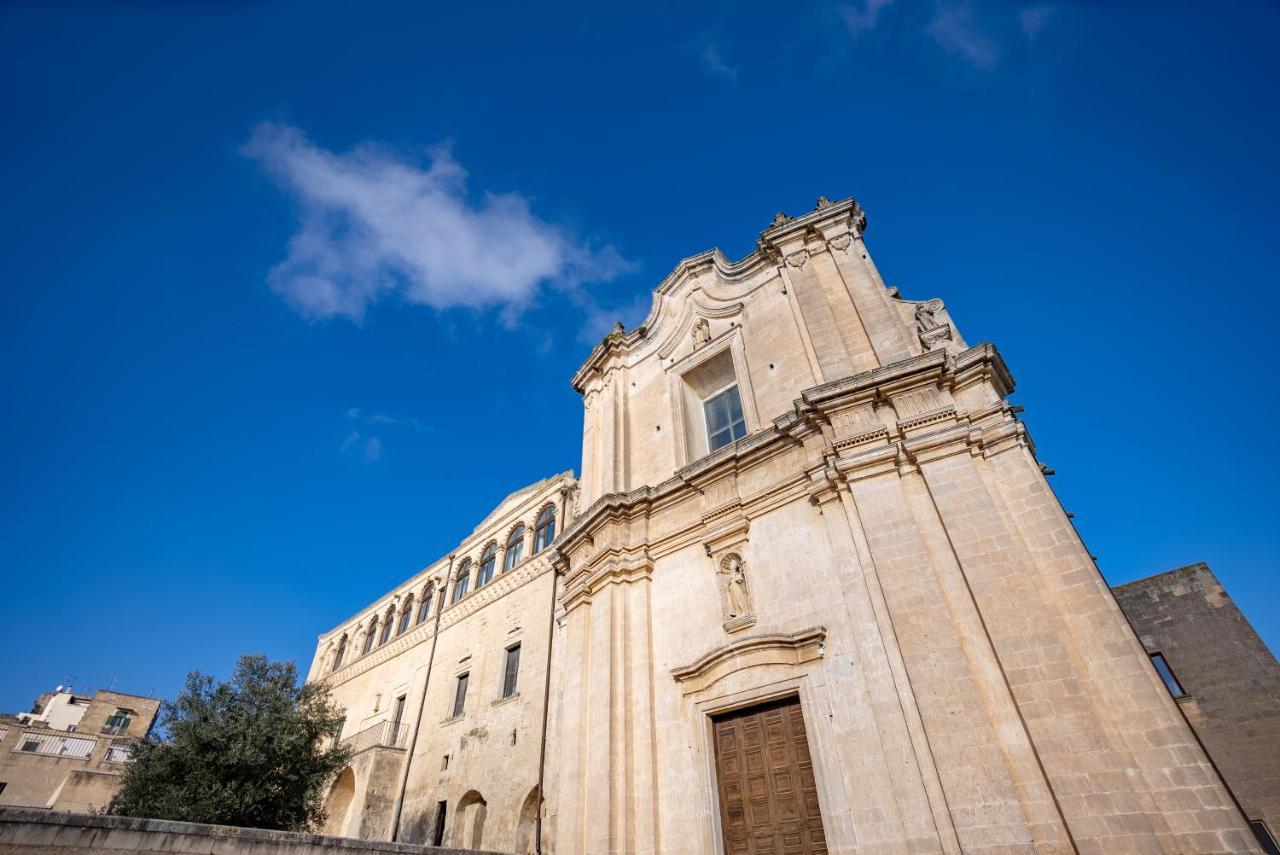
571,198,867,394
557,343,1015,561
671,626,827,695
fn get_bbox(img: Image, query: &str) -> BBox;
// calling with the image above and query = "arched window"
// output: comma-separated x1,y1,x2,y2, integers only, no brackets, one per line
417,585,433,624
362,619,377,655
504,526,525,572
478,543,497,586
398,596,413,635
453,560,472,603
379,608,395,645
534,506,556,553
331,634,347,673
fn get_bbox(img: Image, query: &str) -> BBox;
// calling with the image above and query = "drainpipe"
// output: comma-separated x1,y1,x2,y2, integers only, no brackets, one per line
534,487,570,855
390,554,453,842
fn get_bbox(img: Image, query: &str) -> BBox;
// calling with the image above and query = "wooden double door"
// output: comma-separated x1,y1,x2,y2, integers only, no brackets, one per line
712,696,828,855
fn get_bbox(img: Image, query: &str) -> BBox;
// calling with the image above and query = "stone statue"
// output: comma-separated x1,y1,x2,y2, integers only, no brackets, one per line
915,300,942,334
692,318,711,349
719,553,751,619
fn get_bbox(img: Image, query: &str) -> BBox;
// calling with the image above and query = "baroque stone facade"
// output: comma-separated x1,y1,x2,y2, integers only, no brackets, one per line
309,198,1263,854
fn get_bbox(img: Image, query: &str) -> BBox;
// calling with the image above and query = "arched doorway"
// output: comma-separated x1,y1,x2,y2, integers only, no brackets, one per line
454,789,487,849
515,787,540,854
321,767,356,837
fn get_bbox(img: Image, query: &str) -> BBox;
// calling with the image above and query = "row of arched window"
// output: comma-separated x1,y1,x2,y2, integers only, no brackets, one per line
327,504,557,674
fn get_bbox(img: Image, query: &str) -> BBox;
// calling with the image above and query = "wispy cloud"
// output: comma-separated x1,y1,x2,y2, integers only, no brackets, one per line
926,2,999,69
697,40,739,81
242,122,632,324
838,0,894,37
340,408,423,462
1019,4,1053,41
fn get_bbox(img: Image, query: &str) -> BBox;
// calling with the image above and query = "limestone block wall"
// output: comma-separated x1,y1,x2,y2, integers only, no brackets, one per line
0,807,510,855
1113,564,1280,843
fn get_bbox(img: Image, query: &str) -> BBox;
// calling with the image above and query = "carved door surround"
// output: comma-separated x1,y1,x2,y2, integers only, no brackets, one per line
671,627,832,855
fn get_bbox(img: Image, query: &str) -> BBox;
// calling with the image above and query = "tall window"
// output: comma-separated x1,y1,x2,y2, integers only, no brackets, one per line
478,543,497,586
398,597,413,635
1150,652,1186,698
102,710,131,735
331,635,347,672
363,619,378,654
452,673,469,718
453,561,472,603
504,526,525,572
704,384,747,452
534,506,556,553
379,610,395,645
417,585,433,624
502,644,521,699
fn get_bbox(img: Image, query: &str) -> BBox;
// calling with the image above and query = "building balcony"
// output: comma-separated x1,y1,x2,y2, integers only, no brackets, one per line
339,720,408,756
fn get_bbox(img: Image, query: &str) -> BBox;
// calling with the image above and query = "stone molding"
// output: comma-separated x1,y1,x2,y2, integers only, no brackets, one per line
670,626,827,695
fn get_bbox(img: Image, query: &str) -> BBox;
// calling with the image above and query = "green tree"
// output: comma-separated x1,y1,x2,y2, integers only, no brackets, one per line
109,654,351,832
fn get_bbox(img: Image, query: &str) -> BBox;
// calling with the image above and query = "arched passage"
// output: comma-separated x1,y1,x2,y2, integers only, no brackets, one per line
454,789,487,849
515,786,540,854
321,767,356,837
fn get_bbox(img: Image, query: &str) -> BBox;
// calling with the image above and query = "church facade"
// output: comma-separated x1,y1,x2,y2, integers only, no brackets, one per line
308,197,1261,854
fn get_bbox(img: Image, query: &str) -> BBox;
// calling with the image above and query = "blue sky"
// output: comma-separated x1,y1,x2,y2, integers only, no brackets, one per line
2,0,1277,712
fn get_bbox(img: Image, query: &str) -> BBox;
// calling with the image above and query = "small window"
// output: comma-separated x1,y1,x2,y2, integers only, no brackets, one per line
453,561,472,603
504,526,525,572
417,586,433,624
452,673,469,718
379,613,395,645
0,783,6,796
441,754,450,770
1250,820,1280,855
66,724,76,733
398,599,413,635
332,635,347,672
502,644,521,699
704,384,747,452
534,506,556,553
478,544,497,586
21,740,38,752
103,711,131,734
363,620,378,654
1150,653,1186,698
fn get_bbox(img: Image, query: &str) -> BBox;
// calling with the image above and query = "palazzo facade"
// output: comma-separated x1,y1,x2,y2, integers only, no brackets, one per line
309,197,1262,854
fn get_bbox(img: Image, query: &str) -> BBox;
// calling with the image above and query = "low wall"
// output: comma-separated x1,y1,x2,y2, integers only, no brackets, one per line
0,808,511,855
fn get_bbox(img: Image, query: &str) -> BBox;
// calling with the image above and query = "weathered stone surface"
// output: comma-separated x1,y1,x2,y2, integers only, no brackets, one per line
0,807,510,854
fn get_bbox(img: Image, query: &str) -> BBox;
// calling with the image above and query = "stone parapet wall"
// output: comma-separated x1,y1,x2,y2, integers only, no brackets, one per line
0,808,510,855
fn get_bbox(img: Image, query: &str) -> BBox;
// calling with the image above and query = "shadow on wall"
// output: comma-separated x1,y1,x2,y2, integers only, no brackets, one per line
455,790,487,849
515,787,539,855
321,767,356,837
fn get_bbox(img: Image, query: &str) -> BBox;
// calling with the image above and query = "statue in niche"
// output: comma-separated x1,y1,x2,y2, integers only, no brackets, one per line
718,553,752,620
692,318,711,349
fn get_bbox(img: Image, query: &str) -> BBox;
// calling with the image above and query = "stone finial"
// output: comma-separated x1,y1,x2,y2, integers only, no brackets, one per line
815,195,831,208
771,211,791,227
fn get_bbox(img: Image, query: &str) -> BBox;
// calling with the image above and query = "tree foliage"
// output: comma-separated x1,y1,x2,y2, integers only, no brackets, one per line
109,654,351,832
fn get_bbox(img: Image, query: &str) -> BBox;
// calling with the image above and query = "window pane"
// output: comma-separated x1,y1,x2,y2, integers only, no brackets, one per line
1150,653,1186,698
704,385,746,452
503,644,521,698
453,673,469,717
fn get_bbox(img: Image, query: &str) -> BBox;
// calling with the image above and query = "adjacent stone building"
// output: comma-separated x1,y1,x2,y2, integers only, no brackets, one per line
310,197,1266,854
0,686,159,813
1114,563,1280,853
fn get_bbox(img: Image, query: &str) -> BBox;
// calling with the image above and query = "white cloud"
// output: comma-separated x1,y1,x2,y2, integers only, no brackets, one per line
698,41,740,81
1020,4,1053,41
243,123,632,324
927,2,999,69
838,0,894,37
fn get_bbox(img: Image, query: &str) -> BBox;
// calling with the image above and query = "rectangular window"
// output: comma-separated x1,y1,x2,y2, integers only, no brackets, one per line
1150,652,1186,698
103,712,132,735
704,384,747,452
452,673,469,718
502,644,521,698
392,695,406,730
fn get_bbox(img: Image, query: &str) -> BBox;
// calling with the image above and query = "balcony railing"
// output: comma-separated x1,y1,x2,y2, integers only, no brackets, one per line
340,720,409,755
12,729,97,759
